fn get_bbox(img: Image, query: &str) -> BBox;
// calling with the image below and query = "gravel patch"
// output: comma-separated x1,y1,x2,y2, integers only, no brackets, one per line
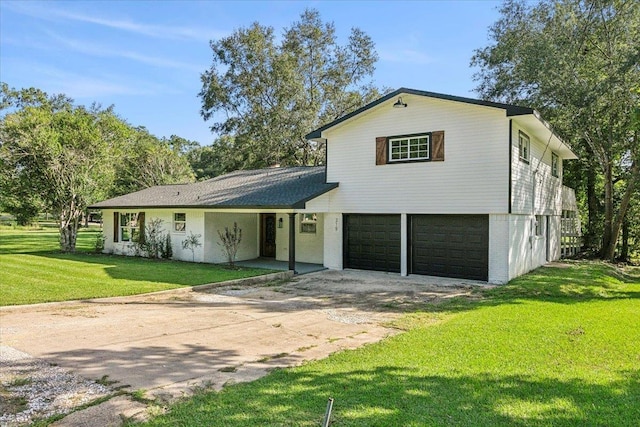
0,346,113,427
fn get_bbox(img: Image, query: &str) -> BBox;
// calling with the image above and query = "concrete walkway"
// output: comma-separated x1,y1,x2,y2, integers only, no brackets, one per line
0,269,485,426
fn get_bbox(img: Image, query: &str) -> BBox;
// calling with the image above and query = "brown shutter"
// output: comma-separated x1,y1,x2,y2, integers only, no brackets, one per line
431,130,445,161
137,212,146,244
376,137,388,165
113,212,119,242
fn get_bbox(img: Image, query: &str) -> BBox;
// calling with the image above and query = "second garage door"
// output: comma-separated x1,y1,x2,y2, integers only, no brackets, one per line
344,214,401,273
410,215,489,281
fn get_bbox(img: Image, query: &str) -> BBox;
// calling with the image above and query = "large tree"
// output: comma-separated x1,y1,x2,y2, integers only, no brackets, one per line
1,85,197,251
471,0,640,260
199,8,383,169
111,127,195,196
1,87,130,251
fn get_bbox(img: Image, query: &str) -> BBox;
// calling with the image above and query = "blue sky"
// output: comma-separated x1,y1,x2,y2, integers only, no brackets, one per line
0,1,501,145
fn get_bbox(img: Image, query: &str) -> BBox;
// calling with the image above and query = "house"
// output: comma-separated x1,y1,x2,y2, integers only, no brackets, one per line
90,88,580,284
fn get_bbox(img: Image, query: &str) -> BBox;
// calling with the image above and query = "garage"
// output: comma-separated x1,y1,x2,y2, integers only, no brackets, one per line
344,214,401,273
410,215,489,281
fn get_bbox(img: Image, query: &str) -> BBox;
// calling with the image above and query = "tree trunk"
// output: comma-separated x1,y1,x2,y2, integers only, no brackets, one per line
58,199,82,252
620,219,629,262
586,165,599,249
602,162,639,261
601,162,613,259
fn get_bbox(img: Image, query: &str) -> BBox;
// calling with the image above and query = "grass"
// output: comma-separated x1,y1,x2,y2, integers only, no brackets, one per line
0,227,275,306
139,262,640,426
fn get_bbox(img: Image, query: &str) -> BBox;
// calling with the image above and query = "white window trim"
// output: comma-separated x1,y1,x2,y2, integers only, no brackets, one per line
551,152,559,177
173,213,186,233
300,213,317,234
120,212,139,243
389,134,430,162
519,131,530,163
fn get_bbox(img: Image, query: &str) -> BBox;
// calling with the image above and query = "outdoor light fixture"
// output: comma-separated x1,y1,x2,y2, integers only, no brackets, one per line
393,97,407,108
278,218,283,228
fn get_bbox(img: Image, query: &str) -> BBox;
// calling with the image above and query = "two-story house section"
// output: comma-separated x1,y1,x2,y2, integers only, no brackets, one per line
91,88,579,284
304,88,578,283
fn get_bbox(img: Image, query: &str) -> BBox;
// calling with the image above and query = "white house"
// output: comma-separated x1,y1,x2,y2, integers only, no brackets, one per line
91,88,580,284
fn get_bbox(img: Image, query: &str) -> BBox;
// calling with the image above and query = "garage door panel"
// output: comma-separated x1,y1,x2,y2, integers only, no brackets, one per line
345,214,401,273
411,215,488,281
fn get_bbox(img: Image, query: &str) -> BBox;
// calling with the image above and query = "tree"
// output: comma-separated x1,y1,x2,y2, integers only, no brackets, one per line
111,127,195,196
199,8,384,170
186,135,245,180
1,85,130,251
471,0,640,260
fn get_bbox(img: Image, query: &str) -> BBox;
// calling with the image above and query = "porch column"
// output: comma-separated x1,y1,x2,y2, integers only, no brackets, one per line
288,213,297,273
401,213,408,276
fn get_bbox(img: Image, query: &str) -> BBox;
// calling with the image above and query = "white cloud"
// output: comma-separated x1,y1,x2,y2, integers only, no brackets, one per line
3,1,227,41
10,61,180,98
44,31,204,72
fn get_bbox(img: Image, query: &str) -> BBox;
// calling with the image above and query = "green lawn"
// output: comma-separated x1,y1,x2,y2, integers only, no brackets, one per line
0,227,274,306
140,262,640,427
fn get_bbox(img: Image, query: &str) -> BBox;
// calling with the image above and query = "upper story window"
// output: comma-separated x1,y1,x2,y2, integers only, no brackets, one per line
300,213,317,234
389,134,430,162
518,131,530,163
551,152,559,177
120,213,139,242
173,213,186,232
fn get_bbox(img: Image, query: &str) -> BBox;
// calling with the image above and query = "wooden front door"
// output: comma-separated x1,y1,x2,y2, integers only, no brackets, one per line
260,214,276,258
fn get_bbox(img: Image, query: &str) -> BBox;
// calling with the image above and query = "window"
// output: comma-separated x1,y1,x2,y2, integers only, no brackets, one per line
120,213,139,242
389,134,430,162
535,215,544,236
551,152,559,177
173,213,186,232
518,131,530,163
300,213,317,234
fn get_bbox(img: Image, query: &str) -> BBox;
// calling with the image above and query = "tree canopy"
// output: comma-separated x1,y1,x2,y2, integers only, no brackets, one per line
471,0,640,260
199,8,384,170
0,84,196,251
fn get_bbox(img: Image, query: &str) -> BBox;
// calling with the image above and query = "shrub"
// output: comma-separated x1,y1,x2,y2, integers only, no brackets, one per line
182,231,202,262
217,222,242,267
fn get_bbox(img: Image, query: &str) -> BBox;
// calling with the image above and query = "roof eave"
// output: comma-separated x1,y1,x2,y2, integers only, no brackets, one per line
305,88,537,141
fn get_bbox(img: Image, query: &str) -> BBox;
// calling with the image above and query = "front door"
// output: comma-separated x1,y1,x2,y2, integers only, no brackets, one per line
260,213,276,257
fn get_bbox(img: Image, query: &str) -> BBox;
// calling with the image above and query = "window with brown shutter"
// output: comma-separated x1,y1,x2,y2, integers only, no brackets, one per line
376,137,387,165
113,212,119,242
137,212,146,244
375,131,445,164
431,130,445,161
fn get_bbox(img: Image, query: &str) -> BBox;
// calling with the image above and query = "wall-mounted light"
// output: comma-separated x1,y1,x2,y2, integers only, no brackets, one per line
278,218,283,228
393,97,407,108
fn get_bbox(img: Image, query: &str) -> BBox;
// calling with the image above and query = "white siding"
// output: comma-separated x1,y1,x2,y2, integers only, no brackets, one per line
204,213,258,264
508,215,533,279
275,213,324,264
511,121,563,216
548,215,561,261
102,208,205,262
489,214,510,284
322,96,510,214
323,213,343,270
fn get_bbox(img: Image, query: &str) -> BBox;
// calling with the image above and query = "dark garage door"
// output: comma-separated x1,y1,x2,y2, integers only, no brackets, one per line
411,215,488,281
344,214,401,273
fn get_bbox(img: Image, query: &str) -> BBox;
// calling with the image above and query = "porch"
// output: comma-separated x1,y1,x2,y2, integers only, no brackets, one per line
236,257,326,275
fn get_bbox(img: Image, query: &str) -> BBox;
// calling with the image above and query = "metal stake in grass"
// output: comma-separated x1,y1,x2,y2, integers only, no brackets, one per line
322,398,334,427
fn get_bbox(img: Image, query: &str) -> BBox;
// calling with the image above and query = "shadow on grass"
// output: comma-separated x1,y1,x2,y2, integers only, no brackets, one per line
146,365,640,426
422,262,640,316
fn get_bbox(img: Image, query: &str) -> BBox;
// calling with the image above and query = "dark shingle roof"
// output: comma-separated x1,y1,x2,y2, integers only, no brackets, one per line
90,166,338,210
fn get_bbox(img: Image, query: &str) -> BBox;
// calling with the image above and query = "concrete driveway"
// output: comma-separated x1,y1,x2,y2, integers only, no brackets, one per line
0,269,484,425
